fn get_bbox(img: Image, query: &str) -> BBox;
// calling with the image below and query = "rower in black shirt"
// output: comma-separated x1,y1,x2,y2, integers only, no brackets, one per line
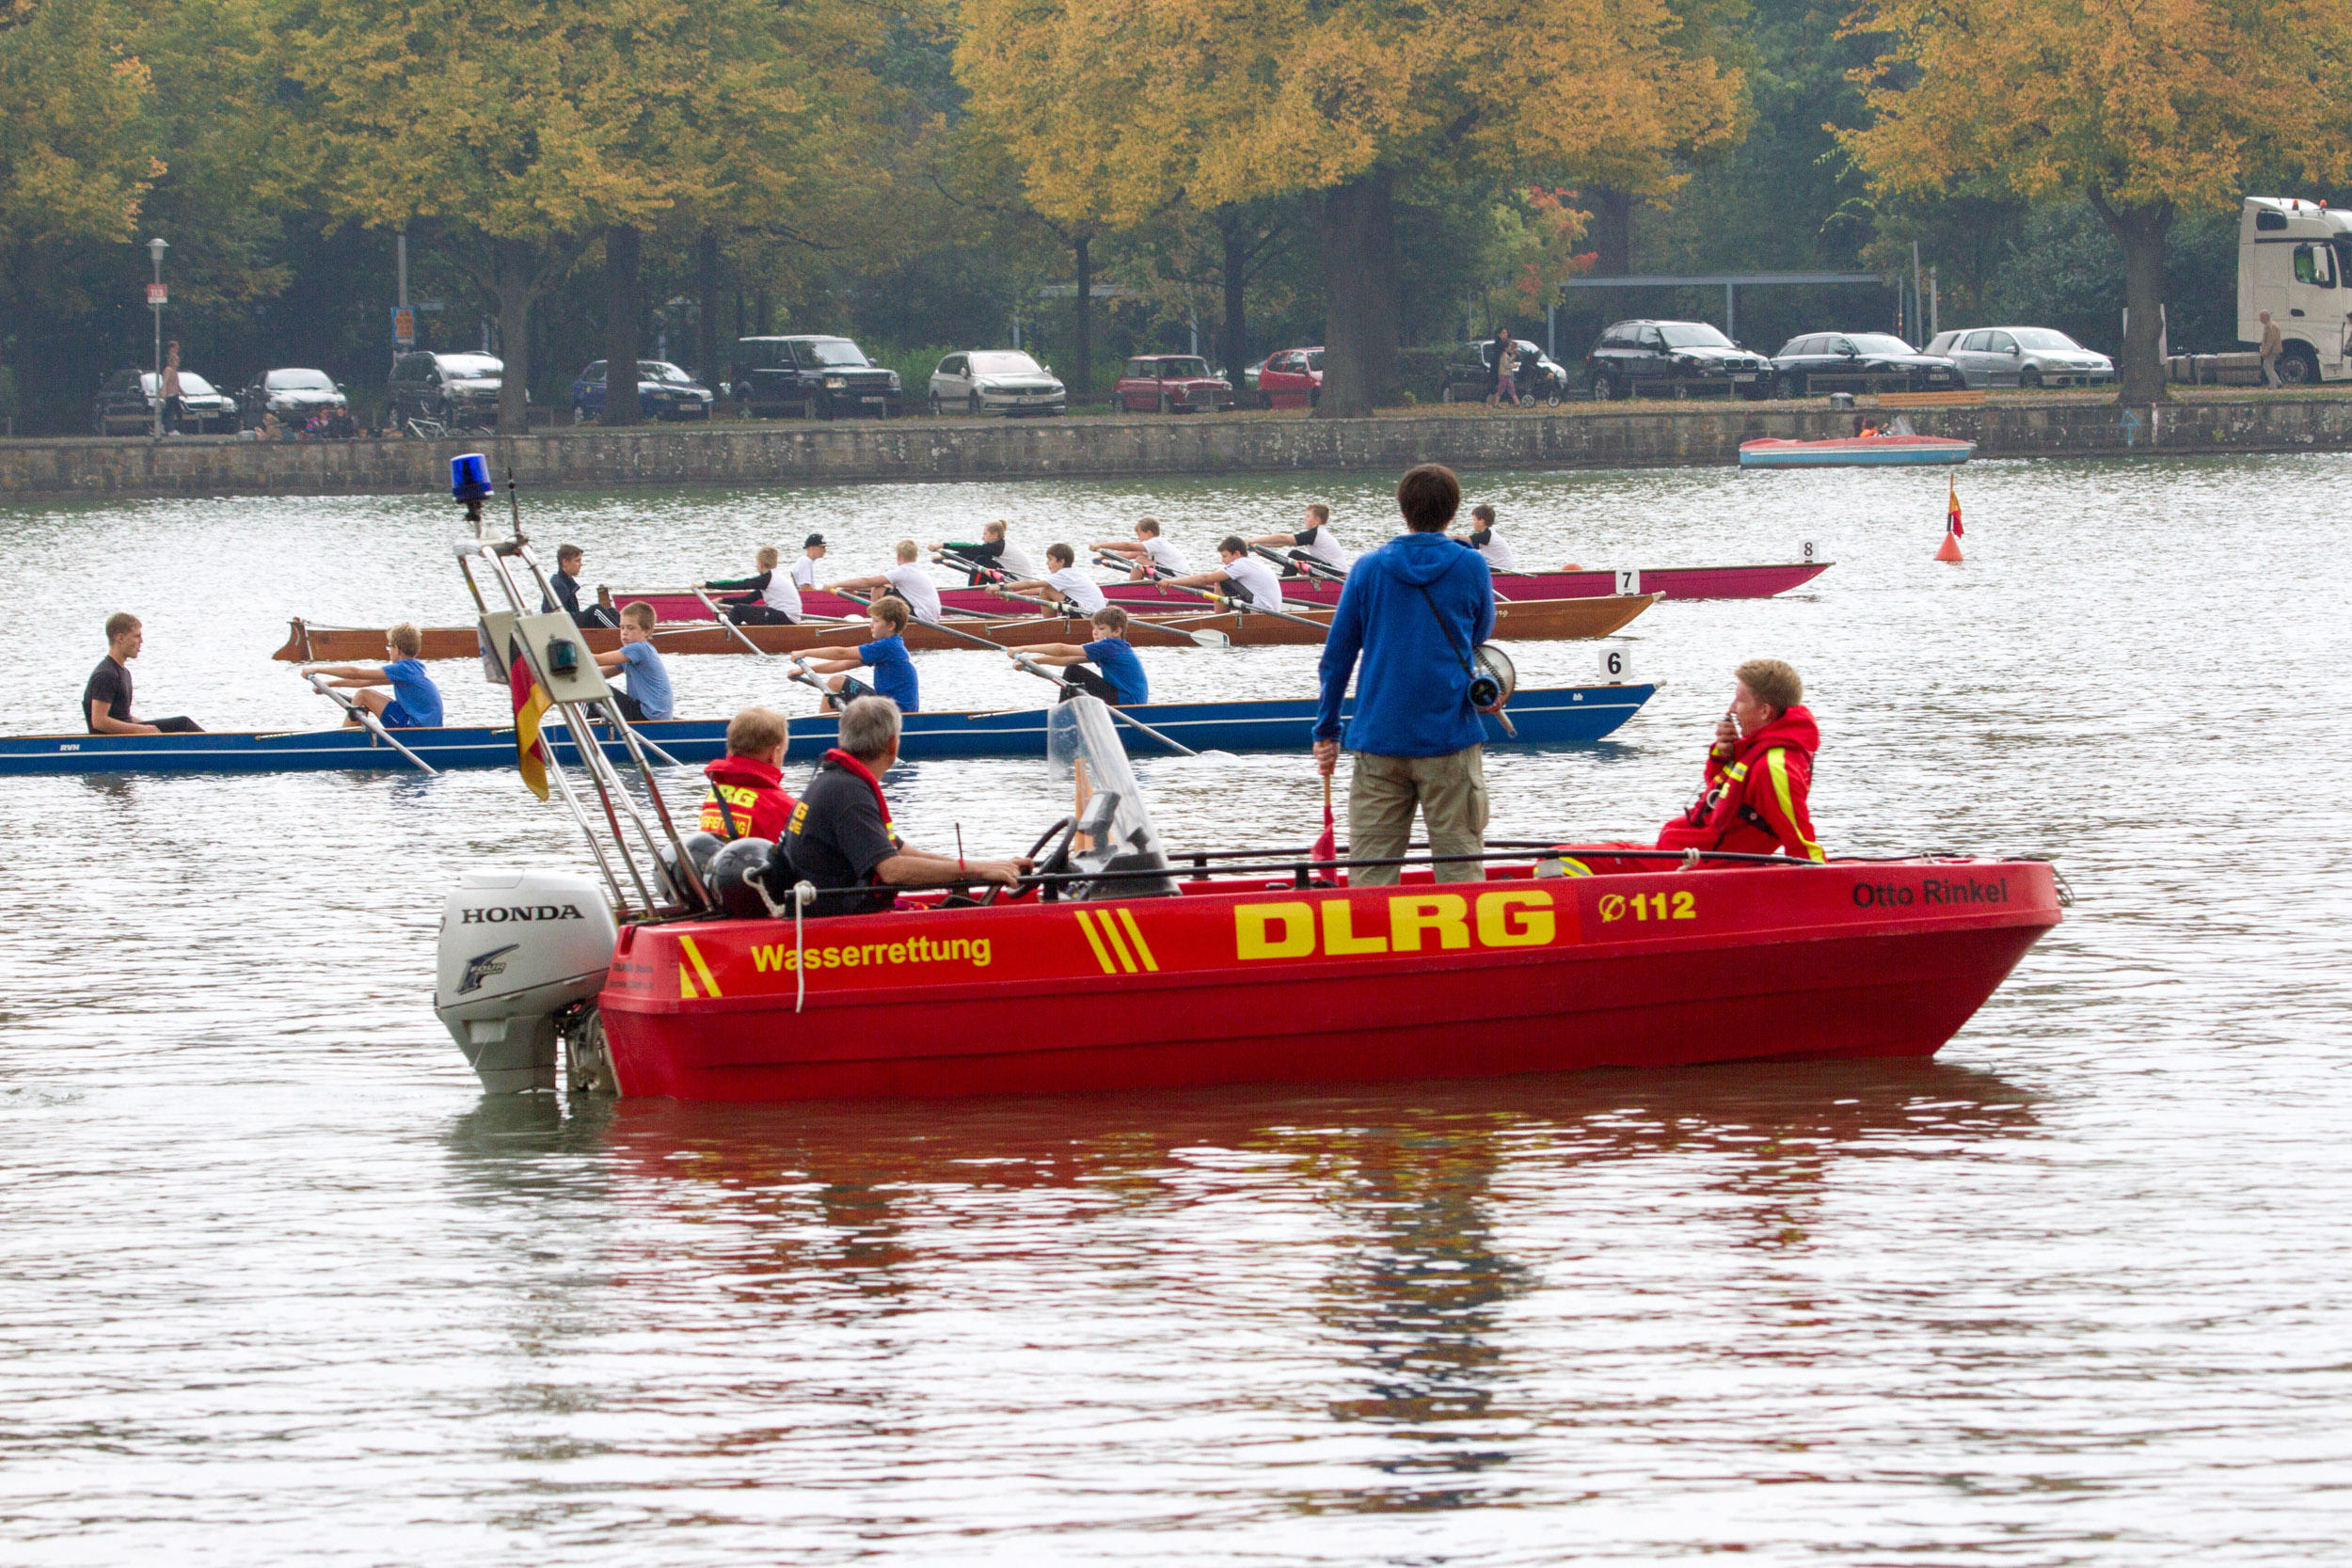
545,544,619,627
784,696,1028,916
84,612,202,735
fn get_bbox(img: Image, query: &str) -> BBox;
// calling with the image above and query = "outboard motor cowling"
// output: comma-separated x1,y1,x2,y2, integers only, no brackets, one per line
434,870,616,1093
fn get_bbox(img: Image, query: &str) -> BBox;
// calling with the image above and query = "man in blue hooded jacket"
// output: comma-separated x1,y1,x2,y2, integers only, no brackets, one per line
1312,463,1496,887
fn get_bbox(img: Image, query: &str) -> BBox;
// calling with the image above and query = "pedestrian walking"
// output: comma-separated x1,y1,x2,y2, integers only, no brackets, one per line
1312,463,1496,888
1485,325,1512,404
160,341,184,434
2258,310,2283,388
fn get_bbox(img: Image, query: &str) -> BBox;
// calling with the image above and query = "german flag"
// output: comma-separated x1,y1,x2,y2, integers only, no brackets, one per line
508,639,552,800
1947,475,1964,538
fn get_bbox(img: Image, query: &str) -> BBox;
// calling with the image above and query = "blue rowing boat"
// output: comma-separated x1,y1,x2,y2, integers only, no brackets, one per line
0,684,1657,777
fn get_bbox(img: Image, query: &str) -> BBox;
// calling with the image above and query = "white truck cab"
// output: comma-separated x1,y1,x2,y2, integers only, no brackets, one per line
2239,197,2352,384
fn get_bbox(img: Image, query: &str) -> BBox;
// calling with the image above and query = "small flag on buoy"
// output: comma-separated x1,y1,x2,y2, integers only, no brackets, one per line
1936,477,1964,562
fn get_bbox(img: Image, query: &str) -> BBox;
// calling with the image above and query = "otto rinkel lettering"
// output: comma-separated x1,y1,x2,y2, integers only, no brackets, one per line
1851,877,2010,909
461,903,588,925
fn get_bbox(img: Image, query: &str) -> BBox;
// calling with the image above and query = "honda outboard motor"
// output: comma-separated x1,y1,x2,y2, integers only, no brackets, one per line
434,870,616,1093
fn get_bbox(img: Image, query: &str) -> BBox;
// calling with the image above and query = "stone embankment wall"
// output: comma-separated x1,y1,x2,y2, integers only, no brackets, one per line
5,396,2348,499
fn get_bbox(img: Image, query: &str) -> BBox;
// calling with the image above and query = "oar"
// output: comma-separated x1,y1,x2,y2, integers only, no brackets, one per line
1151,578,1334,635
304,672,438,775
691,586,776,657
1006,653,1200,757
917,579,1224,650
1252,544,1346,585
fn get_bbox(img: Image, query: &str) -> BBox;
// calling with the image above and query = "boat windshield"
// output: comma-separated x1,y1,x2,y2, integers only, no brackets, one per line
1047,698,1178,899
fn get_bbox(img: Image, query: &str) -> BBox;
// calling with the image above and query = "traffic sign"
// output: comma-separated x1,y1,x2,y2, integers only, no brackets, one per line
146,283,167,306
392,306,416,348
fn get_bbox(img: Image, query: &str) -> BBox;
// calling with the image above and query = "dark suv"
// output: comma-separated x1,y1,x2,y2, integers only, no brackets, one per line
730,336,903,419
389,351,513,429
1585,320,1772,400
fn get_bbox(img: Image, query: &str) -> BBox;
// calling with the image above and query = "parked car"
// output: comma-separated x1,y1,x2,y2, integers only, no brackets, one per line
730,335,902,419
1109,356,1233,413
237,368,348,428
568,359,716,422
91,368,237,435
928,350,1066,416
389,351,514,429
1769,333,1966,399
1256,347,1324,409
1922,326,2115,388
1584,320,1772,400
1438,339,1574,404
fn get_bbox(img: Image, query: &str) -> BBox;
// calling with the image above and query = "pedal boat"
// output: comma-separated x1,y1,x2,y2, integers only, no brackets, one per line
1739,434,1976,468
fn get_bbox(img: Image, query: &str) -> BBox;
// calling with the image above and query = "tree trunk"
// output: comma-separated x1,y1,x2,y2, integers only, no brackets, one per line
2090,192,2174,405
1073,231,1092,404
602,224,642,426
1308,171,1402,418
1220,210,1248,387
492,239,536,436
1586,186,1634,276
696,228,721,388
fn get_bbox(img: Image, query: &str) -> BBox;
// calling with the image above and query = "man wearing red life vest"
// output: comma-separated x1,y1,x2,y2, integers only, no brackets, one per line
1553,658,1822,874
700,707,797,841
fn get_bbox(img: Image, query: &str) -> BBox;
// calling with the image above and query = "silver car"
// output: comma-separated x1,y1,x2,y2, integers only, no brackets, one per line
928,350,1067,416
1924,326,2114,389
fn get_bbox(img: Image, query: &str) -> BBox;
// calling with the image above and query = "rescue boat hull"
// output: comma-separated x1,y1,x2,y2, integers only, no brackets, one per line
598,860,2059,1102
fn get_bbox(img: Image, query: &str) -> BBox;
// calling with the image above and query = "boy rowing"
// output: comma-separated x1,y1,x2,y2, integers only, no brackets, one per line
1000,542,1108,614
303,623,445,729
591,601,674,721
796,594,920,713
1013,604,1148,705
1094,516,1189,578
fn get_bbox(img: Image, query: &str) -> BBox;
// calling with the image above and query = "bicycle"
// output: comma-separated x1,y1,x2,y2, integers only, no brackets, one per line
405,416,450,440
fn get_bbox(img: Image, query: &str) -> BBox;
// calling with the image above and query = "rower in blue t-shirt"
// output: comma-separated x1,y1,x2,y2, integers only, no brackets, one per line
1015,605,1149,705
302,622,445,727
591,601,675,721
795,594,922,714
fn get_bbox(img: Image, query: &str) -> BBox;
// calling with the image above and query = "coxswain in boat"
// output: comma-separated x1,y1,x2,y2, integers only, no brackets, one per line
796,594,920,713
700,706,796,841
1000,542,1109,615
546,544,619,627
85,612,202,735
1166,535,1287,613
826,539,946,625
1551,658,1824,875
591,601,674,722
784,696,1028,916
1094,517,1190,579
791,533,827,592
701,546,803,626
1456,502,1518,570
1250,502,1354,577
303,623,445,729
929,520,1041,584
1012,605,1148,705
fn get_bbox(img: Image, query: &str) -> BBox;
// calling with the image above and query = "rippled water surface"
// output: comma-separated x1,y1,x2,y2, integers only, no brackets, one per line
5,455,2349,1563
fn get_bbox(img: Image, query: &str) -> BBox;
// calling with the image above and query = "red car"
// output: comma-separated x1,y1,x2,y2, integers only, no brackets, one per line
1110,355,1232,413
1257,346,1324,409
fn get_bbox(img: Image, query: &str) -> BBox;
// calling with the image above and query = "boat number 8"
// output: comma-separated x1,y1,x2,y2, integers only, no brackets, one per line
1802,540,1817,562
1599,892,1696,923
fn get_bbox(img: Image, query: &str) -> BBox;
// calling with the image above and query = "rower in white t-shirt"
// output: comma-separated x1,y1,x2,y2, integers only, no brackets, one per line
1003,543,1109,614
1457,502,1518,570
825,538,946,624
1250,501,1354,578
929,520,1044,584
1167,534,1285,614
1093,516,1192,579
791,533,826,589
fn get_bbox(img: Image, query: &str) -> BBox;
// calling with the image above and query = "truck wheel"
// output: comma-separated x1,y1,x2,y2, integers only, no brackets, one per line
2279,346,2320,386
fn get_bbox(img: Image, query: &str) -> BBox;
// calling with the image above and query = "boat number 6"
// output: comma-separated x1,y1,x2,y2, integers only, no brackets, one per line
1599,892,1695,923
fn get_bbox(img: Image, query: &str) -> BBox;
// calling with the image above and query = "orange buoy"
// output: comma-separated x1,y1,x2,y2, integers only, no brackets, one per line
1934,529,1963,563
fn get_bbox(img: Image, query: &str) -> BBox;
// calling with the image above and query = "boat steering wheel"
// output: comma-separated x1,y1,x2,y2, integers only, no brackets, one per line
978,816,1074,907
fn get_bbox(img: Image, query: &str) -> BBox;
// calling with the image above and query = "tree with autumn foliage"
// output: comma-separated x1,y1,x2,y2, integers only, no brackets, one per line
956,0,1742,416
1842,0,2352,404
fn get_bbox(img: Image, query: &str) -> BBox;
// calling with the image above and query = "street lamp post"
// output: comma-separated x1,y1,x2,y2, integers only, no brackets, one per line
148,237,169,438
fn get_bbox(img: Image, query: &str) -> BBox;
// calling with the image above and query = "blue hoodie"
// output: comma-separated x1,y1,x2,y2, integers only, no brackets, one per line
1314,531,1496,757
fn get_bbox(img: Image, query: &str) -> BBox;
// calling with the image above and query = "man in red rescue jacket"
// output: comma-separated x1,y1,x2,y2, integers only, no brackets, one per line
1553,658,1822,873
700,706,796,841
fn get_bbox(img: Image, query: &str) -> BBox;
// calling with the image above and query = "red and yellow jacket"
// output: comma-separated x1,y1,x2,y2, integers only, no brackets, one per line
700,755,795,841
1655,705,1824,862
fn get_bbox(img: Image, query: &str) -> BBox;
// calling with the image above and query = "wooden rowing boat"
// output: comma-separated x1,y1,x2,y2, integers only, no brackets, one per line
270,593,1658,663
0,682,1658,777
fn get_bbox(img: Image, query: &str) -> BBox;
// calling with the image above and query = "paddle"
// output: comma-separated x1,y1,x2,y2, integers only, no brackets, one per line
691,586,774,657
1252,544,1346,584
1150,577,1335,635
303,672,438,775
1006,653,1200,757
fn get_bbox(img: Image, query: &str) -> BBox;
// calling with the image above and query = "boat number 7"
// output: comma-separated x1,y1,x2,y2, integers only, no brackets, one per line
1598,892,1696,923
1614,568,1642,595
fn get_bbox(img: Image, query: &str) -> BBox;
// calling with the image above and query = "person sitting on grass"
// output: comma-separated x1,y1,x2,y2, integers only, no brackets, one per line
1012,604,1148,705
1000,542,1108,614
592,601,674,722
699,706,796,841
304,623,445,729
795,594,919,714
784,696,1028,917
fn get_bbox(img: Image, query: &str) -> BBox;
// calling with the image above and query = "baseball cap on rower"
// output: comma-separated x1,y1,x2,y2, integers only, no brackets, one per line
803,532,826,547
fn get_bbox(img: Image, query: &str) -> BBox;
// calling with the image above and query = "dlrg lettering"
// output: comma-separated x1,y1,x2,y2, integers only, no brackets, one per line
1234,889,1567,959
